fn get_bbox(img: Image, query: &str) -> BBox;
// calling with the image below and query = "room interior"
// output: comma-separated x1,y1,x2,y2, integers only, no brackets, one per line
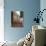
0,0,46,46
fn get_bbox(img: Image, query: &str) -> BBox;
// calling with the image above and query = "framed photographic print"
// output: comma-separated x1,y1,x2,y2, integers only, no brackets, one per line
11,11,24,27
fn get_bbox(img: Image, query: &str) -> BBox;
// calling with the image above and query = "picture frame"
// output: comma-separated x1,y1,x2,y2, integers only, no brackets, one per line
11,11,24,27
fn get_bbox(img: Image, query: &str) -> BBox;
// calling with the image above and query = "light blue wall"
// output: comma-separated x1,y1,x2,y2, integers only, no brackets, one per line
40,0,46,27
4,0,40,42
40,0,46,44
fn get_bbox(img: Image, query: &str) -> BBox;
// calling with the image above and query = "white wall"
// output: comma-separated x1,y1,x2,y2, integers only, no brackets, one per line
0,0,4,42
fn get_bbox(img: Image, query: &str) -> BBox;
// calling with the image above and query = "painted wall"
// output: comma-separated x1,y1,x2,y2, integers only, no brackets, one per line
40,0,46,45
4,0,40,42
0,0,4,42
40,0,46,27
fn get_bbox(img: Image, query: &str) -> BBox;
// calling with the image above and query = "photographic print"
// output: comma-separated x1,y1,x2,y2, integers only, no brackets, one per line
11,11,24,27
